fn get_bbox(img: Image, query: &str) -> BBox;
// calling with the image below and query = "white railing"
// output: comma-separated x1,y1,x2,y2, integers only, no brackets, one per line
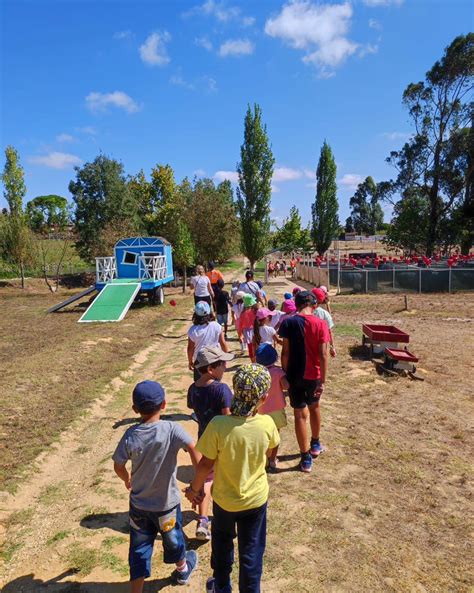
96,256,117,283
139,255,167,281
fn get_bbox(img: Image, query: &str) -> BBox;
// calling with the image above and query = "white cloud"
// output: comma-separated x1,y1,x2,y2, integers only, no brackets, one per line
363,0,403,6
214,170,239,183
139,31,171,66
56,133,74,143
338,173,363,189
193,169,206,177
265,1,363,75
184,1,255,26
273,167,302,182
195,36,213,51
303,168,314,179
271,184,281,193
218,38,254,57
76,126,97,136
28,152,82,170
202,75,218,92
113,30,132,40
368,18,382,30
382,131,411,141
85,91,141,113
358,43,378,58
170,75,195,90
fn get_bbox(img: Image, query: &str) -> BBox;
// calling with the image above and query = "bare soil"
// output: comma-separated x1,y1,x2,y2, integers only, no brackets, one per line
1,277,473,592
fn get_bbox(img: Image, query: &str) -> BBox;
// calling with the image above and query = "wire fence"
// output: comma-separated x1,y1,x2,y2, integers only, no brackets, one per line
297,263,474,293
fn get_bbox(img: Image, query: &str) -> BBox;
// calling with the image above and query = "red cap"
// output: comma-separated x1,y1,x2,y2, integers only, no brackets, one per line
311,287,326,303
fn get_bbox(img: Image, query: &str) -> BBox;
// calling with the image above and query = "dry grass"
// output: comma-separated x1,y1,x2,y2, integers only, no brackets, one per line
0,279,193,492
0,282,473,592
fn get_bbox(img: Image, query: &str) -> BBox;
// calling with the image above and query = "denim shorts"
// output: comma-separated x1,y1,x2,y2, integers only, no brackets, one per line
217,313,229,326
129,503,186,580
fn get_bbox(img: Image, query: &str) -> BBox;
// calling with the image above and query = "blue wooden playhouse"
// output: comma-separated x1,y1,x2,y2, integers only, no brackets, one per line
78,237,174,322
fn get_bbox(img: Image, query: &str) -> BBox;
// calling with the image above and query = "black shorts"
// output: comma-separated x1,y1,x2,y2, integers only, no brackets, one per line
288,378,322,409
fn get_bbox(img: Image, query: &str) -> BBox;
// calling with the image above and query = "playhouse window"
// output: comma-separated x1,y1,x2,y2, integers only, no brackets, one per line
122,251,137,265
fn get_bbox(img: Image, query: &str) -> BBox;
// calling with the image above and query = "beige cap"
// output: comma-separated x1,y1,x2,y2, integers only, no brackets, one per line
195,345,235,368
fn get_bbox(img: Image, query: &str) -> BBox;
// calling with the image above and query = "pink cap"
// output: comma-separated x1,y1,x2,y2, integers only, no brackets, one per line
319,285,328,293
292,286,302,295
282,299,297,314
311,287,326,304
256,307,276,320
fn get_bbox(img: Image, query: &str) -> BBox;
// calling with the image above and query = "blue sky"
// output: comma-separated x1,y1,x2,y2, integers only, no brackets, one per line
2,0,472,226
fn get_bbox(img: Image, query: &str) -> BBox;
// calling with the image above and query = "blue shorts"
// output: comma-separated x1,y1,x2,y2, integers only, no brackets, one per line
129,503,186,581
217,313,229,326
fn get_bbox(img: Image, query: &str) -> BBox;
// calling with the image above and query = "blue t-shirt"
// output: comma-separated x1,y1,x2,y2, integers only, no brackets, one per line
187,380,233,438
112,420,192,512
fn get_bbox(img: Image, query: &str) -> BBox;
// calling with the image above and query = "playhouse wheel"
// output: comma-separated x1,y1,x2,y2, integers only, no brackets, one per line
150,286,164,306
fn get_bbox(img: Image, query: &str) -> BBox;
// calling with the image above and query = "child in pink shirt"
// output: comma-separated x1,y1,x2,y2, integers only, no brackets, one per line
256,343,289,471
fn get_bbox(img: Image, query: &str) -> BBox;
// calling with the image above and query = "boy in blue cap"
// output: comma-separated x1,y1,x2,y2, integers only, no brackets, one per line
113,380,199,592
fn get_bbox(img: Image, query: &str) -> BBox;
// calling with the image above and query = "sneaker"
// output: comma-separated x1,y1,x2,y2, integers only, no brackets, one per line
174,550,198,585
206,577,232,593
310,438,324,458
196,517,211,540
267,459,278,473
300,452,313,473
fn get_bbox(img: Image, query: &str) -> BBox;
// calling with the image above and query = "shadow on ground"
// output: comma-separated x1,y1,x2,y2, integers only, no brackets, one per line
2,572,173,592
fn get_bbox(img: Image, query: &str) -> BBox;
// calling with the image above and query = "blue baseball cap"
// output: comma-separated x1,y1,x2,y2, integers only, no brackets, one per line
195,300,211,316
284,292,292,300
256,343,278,367
133,380,165,413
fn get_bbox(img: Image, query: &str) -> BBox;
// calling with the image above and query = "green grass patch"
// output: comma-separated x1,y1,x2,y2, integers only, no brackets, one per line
0,541,23,562
102,535,127,549
331,301,363,311
4,508,34,528
47,530,71,545
38,481,68,505
66,544,99,575
333,324,362,337
101,551,129,575
219,260,244,273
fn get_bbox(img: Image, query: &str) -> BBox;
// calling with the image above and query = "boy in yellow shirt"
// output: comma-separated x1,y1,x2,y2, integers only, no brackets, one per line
186,364,279,593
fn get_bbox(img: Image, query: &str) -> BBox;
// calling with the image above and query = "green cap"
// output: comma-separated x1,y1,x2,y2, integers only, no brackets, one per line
243,293,257,307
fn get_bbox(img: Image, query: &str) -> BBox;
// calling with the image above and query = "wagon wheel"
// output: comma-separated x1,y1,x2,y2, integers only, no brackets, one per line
149,286,165,306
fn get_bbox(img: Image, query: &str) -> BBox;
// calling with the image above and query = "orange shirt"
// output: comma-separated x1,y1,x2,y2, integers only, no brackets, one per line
207,270,224,285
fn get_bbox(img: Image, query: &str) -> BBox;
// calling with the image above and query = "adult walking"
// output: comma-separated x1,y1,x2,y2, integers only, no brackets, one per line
206,262,224,296
278,290,329,473
191,265,214,307
238,270,264,304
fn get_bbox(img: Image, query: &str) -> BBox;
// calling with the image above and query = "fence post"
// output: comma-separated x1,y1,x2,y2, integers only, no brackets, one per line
365,269,368,294
419,267,422,294
392,266,395,290
448,266,452,293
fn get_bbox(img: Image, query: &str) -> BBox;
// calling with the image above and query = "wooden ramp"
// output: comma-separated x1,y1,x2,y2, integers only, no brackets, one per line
78,282,140,323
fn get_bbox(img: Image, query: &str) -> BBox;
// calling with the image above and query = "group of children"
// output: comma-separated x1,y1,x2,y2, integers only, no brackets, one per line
114,273,335,593
267,258,297,279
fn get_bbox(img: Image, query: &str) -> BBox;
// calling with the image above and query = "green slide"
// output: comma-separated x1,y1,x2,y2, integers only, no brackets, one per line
78,282,141,323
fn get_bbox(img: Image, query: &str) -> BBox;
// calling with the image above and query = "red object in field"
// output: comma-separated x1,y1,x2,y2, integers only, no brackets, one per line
384,348,419,363
169,299,177,307
362,324,410,344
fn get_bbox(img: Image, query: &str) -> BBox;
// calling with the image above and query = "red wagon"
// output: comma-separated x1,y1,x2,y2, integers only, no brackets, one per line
362,324,410,356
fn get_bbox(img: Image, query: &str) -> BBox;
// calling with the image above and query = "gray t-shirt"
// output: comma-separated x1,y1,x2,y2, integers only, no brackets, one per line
112,420,192,512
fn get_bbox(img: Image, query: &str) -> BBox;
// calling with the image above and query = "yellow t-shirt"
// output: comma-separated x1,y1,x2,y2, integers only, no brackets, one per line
196,414,280,512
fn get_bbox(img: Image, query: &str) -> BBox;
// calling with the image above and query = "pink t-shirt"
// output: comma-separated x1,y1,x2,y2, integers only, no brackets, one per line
259,365,286,414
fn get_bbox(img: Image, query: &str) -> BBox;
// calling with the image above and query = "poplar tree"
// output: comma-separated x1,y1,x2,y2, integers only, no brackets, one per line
311,141,339,255
1,146,32,287
236,104,275,270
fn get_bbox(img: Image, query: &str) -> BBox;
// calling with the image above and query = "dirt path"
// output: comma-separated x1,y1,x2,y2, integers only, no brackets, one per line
1,278,473,592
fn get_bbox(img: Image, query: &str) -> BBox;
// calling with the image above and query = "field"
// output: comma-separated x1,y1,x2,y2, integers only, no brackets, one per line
0,275,473,592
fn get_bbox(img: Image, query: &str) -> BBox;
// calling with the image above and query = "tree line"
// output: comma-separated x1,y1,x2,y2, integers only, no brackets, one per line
1,33,472,288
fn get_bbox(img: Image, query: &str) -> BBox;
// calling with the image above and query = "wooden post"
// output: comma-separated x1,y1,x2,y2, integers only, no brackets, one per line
404,295,408,311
